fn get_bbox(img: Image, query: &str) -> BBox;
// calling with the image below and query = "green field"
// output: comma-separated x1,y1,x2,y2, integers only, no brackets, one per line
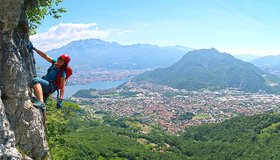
193,113,210,119
100,92,120,97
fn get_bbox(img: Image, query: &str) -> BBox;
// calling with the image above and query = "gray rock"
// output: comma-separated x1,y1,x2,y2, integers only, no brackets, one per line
0,91,22,159
0,0,50,159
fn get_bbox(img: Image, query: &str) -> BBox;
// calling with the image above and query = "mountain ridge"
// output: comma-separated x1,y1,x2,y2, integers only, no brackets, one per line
133,48,280,92
35,39,192,70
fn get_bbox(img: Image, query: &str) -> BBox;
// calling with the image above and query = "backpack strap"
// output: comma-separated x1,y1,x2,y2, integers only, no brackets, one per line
56,67,67,89
42,61,56,80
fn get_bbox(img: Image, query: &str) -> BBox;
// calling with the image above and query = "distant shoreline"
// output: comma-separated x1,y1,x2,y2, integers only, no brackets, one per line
64,80,127,98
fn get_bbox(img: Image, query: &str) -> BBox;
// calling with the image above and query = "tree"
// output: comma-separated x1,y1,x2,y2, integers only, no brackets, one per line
26,0,66,34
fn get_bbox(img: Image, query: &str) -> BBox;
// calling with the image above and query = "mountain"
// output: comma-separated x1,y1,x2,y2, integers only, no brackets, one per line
35,39,191,70
133,48,280,92
251,55,280,76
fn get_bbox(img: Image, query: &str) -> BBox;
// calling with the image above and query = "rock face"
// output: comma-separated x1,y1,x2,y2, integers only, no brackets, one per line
0,91,22,159
0,0,49,159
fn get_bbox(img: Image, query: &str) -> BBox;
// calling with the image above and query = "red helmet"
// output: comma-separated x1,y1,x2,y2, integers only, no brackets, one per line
60,54,71,64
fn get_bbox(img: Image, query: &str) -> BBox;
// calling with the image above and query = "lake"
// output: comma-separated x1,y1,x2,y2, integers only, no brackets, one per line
64,80,127,98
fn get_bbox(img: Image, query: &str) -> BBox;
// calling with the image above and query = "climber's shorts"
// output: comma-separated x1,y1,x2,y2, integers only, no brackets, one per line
30,77,57,95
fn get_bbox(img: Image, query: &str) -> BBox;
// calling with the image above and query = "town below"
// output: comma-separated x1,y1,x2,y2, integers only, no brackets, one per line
71,81,280,133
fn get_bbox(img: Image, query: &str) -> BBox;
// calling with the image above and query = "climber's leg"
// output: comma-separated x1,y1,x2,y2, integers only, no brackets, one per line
33,83,44,102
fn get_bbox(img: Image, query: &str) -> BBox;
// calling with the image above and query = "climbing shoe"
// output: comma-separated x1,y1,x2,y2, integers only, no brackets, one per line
31,97,46,110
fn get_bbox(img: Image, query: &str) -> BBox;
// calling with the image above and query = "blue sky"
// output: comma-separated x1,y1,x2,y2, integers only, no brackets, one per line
32,0,280,55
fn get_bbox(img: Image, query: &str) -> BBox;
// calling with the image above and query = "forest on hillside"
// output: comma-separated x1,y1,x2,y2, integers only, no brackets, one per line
46,100,280,160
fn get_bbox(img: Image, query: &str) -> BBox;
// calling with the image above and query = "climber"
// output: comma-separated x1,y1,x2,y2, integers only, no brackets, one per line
27,43,72,128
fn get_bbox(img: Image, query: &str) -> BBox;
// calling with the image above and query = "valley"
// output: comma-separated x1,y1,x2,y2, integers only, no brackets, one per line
71,81,280,133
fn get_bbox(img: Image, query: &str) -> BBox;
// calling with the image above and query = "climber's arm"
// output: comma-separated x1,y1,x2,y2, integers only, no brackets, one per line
59,77,66,99
56,77,66,109
34,48,52,63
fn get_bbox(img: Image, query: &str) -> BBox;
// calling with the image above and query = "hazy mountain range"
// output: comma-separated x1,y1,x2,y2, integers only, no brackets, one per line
34,39,280,93
35,39,192,70
234,54,280,77
251,55,280,77
133,48,280,93
35,39,280,75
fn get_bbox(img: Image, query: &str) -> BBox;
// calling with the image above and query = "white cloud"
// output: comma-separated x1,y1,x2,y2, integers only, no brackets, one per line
30,23,110,51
